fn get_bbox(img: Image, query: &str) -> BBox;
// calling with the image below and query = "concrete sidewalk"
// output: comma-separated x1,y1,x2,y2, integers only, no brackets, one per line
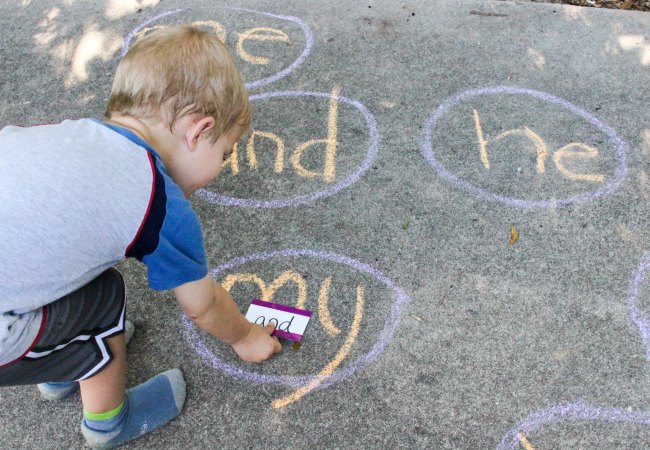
1,0,649,448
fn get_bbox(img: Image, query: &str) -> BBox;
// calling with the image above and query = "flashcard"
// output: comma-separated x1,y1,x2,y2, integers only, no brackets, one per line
245,299,312,342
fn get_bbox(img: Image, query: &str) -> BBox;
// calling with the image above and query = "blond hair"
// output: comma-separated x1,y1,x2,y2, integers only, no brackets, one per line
106,25,250,143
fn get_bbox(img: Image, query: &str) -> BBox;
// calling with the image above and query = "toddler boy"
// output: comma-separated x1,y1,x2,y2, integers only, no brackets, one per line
0,25,281,448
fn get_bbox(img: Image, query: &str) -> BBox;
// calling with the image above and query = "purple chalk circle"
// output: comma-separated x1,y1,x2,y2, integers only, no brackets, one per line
627,252,650,362
497,402,650,450
420,86,629,209
497,253,650,449
121,7,313,90
251,298,313,317
195,91,380,208
181,249,411,390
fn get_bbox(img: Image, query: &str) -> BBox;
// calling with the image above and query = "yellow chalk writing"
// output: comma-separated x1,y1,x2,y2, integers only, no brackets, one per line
134,22,291,67
317,276,341,336
221,269,366,408
495,127,548,174
236,27,292,65
473,109,490,170
222,143,240,174
224,86,341,183
222,270,307,308
472,109,604,183
245,130,285,172
553,143,605,183
271,285,365,409
290,86,340,182
517,433,536,450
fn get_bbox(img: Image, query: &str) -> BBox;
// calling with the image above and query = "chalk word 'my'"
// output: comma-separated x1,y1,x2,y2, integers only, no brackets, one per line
224,269,364,408
181,249,411,408
473,109,604,183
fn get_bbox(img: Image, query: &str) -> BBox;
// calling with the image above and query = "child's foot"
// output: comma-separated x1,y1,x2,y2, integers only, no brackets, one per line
81,368,186,449
38,320,135,401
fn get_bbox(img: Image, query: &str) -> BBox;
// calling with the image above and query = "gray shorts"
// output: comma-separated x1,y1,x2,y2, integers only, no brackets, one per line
0,268,127,386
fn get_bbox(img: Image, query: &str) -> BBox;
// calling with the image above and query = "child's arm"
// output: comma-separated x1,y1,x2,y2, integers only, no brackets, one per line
173,275,282,362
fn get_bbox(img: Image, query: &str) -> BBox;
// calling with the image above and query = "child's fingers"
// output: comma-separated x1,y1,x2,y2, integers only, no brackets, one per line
262,323,282,353
272,336,282,353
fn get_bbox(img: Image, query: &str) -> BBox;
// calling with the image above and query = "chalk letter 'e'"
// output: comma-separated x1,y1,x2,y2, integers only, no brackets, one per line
236,27,292,65
553,143,605,183
290,86,340,183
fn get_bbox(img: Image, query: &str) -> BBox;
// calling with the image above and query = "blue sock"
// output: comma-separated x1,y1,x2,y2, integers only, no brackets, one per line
38,380,78,401
81,368,185,449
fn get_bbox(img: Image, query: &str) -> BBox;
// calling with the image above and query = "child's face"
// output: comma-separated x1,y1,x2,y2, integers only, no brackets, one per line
186,125,243,195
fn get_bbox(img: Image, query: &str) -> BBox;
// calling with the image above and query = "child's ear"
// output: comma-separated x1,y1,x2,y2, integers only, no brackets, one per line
186,116,216,151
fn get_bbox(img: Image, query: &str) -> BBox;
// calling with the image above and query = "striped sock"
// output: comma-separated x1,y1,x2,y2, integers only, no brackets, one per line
81,368,185,450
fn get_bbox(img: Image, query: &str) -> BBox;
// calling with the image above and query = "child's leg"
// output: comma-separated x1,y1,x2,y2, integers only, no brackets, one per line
80,334,186,449
79,333,126,414
38,320,135,401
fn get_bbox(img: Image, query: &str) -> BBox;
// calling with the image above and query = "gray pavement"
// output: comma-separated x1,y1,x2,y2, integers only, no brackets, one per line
1,0,650,448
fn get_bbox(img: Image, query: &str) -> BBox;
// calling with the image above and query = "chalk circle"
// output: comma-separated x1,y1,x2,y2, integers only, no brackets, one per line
420,86,629,209
195,91,380,208
497,401,650,450
121,7,313,90
497,254,650,450
628,252,650,362
181,249,411,389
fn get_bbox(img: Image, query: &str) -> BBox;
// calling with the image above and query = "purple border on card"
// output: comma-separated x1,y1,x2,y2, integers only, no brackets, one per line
273,330,303,342
251,299,313,317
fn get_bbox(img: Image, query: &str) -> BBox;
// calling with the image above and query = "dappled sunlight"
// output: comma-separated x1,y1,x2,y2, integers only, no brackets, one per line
619,34,650,66
33,7,61,47
105,0,160,20
527,48,546,69
560,4,593,26
66,24,122,86
30,0,162,91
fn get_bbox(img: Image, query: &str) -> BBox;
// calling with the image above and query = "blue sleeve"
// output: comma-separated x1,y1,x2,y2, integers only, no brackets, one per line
139,162,208,290
143,195,208,290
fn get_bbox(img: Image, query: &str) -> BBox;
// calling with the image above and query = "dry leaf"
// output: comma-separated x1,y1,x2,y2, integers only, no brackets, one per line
509,224,519,245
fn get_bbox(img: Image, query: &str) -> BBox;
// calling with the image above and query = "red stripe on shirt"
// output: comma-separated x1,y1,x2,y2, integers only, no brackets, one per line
0,305,48,368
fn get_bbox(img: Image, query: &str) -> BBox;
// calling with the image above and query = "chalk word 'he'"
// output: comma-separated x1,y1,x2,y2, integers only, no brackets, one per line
420,86,629,209
473,109,604,183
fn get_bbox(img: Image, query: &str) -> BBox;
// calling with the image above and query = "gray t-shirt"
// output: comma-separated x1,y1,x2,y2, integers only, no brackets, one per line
0,119,208,366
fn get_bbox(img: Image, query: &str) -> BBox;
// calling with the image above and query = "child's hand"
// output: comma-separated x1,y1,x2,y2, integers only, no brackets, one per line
231,322,282,363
